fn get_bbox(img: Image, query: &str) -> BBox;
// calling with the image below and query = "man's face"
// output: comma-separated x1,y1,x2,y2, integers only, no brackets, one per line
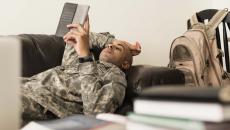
99,40,131,68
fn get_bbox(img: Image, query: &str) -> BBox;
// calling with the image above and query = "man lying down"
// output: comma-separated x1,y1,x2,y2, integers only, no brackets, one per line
20,18,141,125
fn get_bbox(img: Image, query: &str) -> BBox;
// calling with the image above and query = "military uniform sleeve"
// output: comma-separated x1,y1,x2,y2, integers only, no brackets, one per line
78,62,127,115
89,32,115,50
62,32,115,66
89,32,115,60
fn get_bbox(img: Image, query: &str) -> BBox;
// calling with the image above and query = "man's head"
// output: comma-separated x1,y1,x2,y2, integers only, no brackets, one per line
99,40,133,70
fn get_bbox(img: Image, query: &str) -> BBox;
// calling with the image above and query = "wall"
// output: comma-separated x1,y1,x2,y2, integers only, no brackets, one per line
0,0,86,35
0,0,213,65
212,0,230,9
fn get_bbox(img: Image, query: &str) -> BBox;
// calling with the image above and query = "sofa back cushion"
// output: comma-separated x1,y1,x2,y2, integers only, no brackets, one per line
18,34,65,77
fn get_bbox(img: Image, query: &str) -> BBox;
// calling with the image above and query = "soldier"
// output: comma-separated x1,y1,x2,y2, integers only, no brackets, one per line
21,18,141,125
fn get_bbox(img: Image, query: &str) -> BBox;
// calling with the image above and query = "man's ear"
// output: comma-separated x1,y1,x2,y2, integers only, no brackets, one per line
121,61,130,70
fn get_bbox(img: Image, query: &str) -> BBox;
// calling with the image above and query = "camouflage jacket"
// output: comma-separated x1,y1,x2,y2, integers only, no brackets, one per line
21,32,127,118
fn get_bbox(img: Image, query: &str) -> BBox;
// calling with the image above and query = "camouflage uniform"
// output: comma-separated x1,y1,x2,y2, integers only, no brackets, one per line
21,32,127,123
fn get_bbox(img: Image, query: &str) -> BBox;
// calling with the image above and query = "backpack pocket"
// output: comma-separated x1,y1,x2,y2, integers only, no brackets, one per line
169,35,206,86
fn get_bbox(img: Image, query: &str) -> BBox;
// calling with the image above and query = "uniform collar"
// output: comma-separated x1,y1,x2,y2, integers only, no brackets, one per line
99,60,119,68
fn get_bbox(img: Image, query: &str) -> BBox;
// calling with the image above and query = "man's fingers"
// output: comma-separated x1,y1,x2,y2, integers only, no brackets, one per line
63,29,84,40
128,41,141,56
135,41,142,50
64,34,79,43
84,16,90,34
67,24,85,33
65,40,76,46
69,29,82,36
67,24,81,28
129,42,141,51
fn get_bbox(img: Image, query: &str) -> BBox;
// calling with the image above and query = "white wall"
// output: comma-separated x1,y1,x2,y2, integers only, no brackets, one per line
0,0,87,35
0,0,213,66
212,0,230,9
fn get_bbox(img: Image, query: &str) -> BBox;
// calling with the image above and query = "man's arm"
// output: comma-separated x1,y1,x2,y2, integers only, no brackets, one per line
88,32,115,60
89,32,115,50
63,18,91,62
89,33,142,56
61,32,113,65
78,62,127,115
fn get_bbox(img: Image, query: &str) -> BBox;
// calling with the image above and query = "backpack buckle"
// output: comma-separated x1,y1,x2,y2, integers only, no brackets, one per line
222,72,229,79
217,49,224,58
168,62,176,68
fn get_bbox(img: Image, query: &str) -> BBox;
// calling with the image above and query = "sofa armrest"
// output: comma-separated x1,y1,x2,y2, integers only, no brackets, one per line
126,65,185,100
116,65,185,115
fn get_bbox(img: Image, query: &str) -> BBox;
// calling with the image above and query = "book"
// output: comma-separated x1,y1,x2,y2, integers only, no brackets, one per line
96,113,128,124
137,86,230,103
127,113,230,130
134,86,230,122
21,115,125,130
126,120,174,130
55,3,90,37
127,112,204,130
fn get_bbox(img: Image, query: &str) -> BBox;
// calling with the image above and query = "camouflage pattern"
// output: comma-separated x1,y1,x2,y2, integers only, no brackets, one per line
62,32,115,66
20,32,127,122
21,94,57,126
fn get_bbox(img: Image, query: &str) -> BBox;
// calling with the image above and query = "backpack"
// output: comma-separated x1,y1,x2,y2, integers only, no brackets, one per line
168,9,230,87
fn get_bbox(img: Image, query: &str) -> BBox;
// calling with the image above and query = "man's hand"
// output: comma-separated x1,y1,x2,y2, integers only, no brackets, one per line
63,18,90,57
124,41,141,56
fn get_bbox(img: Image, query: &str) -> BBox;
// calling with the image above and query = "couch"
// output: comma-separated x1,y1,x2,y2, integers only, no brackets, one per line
17,34,185,114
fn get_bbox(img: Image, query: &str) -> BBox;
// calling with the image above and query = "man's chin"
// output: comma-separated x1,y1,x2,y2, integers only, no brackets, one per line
99,53,109,61
99,56,109,63
99,56,114,64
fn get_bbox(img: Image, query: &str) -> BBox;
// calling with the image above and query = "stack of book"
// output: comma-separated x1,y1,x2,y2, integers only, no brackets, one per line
127,86,230,130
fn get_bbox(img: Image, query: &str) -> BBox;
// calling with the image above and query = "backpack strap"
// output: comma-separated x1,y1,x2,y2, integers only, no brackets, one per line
207,9,228,31
203,34,223,86
190,13,199,26
228,23,230,41
223,22,230,72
